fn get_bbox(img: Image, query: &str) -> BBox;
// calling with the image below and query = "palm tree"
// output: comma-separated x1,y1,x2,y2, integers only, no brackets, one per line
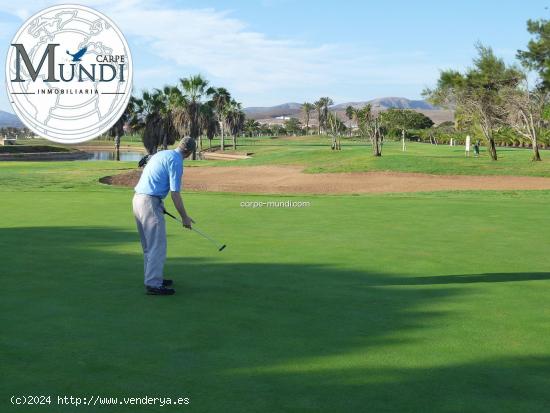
166,85,188,140
225,100,245,150
319,97,334,134
158,85,182,150
314,99,323,135
198,102,217,150
134,89,168,154
108,98,135,159
133,76,243,157
125,95,141,132
177,74,212,158
301,102,314,135
345,105,355,136
210,87,231,151
244,119,260,137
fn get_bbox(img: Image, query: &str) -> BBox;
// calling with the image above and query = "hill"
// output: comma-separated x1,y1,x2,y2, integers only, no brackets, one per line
331,97,436,110
245,97,452,125
0,110,23,128
243,103,303,119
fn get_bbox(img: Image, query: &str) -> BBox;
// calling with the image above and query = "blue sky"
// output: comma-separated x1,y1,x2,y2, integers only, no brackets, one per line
1,0,548,111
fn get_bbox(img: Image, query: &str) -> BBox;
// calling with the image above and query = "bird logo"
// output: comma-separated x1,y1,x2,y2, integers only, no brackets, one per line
66,47,87,62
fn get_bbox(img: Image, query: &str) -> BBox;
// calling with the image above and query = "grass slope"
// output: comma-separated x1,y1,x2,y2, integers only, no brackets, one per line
0,160,549,412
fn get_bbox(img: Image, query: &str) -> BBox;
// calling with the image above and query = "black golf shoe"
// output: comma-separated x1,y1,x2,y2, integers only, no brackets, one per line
146,286,175,295
162,279,173,287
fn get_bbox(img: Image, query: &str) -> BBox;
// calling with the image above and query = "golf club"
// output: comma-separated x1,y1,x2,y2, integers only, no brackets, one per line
163,208,226,252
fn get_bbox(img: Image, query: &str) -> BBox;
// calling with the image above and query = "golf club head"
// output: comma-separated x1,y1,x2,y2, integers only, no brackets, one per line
218,245,227,252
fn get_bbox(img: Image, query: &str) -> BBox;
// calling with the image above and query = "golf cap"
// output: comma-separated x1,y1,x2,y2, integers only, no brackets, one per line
178,136,196,154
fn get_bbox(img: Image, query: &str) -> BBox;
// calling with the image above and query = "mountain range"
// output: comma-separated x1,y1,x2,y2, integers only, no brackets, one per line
243,97,452,124
0,97,451,129
331,97,435,110
0,110,23,128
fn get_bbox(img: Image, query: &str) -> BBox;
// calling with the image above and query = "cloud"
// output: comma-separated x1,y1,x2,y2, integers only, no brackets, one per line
107,2,439,94
111,5,337,92
0,0,441,104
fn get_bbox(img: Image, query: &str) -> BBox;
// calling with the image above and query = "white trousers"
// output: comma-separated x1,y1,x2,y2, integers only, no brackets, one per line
132,193,166,288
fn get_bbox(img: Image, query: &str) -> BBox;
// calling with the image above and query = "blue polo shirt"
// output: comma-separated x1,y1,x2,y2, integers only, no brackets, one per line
134,150,183,198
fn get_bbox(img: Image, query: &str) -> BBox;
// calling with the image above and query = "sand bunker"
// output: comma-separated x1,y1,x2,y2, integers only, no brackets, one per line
100,165,550,194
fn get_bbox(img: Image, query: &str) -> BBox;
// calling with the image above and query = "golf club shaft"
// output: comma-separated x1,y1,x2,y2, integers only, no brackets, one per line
163,208,224,249
190,226,220,245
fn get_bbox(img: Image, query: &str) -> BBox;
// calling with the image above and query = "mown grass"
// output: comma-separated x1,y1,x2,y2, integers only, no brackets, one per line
0,145,71,154
1,148,549,412
0,161,133,192
198,136,550,177
16,134,550,177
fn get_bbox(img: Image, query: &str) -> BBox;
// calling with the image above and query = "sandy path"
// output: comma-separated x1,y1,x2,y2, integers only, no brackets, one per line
100,165,550,194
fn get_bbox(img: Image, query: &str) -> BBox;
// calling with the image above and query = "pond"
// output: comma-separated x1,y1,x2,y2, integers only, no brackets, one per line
86,150,145,162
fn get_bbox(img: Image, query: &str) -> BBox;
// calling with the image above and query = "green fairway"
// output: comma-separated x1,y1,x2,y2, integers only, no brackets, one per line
191,136,550,177
18,134,550,178
1,159,550,412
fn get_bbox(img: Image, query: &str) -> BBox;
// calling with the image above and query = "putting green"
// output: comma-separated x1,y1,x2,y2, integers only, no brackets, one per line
1,159,549,412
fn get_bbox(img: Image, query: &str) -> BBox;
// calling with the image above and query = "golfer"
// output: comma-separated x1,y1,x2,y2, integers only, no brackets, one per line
133,137,196,295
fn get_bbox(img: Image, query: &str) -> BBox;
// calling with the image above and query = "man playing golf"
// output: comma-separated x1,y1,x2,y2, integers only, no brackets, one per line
133,137,196,295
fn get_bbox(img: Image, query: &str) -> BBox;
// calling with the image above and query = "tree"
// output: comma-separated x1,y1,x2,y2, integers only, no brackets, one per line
326,112,344,150
225,99,245,149
162,85,186,150
284,117,302,135
259,123,272,136
109,98,134,140
198,101,218,150
424,44,522,160
125,95,142,133
177,74,212,159
301,102,314,135
314,99,323,135
132,77,242,156
318,97,334,134
379,109,434,151
108,101,131,160
271,124,282,136
379,109,434,134
356,104,383,156
502,81,548,161
517,19,550,90
210,87,231,151
133,89,173,154
244,119,261,137
211,87,231,151
345,105,355,136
